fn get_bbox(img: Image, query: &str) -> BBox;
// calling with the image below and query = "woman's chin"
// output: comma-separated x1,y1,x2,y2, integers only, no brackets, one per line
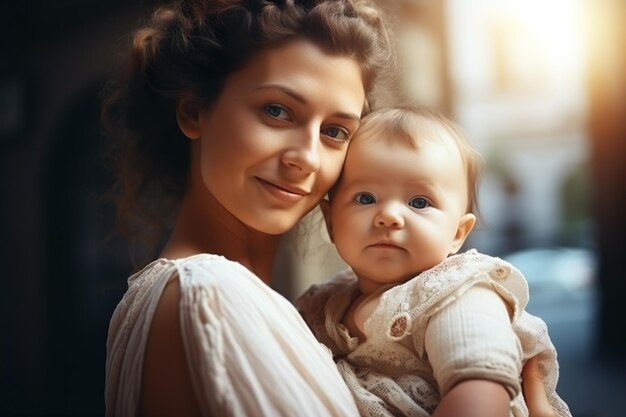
247,217,299,236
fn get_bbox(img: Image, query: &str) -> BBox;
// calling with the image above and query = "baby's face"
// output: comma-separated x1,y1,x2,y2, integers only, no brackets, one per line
327,134,475,288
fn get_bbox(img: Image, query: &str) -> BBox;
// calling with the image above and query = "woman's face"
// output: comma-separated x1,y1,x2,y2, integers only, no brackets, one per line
188,40,365,235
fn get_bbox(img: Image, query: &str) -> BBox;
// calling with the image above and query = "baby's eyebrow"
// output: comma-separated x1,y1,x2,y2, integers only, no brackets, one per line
344,178,381,187
334,112,361,122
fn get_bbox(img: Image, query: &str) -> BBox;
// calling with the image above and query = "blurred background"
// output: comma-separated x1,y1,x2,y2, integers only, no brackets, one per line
1,0,624,415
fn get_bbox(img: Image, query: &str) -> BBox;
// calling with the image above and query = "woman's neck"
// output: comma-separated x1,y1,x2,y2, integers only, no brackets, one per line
160,189,281,284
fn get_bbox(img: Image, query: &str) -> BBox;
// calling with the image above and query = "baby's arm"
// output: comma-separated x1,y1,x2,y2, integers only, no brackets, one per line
425,283,521,417
433,379,510,417
434,373,556,417
522,356,557,417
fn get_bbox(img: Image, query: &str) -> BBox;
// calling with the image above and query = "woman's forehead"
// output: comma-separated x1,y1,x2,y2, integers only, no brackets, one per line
228,39,366,110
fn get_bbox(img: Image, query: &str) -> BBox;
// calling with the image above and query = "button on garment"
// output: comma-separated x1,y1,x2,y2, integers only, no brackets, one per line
297,250,572,417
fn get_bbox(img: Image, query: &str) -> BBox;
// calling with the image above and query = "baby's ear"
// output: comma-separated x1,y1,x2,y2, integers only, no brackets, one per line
176,96,202,139
450,213,476,254
319,199,334,243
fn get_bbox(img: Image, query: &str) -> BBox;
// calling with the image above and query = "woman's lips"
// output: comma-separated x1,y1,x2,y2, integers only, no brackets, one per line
257,177,310,203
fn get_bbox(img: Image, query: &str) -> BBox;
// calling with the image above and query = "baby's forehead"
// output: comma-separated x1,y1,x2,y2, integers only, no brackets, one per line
349,120,461,157
339,120,468,187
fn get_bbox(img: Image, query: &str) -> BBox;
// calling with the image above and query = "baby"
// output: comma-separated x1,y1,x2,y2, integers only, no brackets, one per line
297,106,571,417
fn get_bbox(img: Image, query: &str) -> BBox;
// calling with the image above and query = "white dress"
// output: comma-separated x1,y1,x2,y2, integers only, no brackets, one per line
297,250,572,417
105,254,360,417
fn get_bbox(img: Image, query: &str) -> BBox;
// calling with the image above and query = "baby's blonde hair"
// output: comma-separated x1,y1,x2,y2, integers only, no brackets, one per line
341,105,484,219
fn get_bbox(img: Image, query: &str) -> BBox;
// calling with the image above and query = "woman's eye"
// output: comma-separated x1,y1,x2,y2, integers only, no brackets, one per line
322,126,350,141
264,104,290,121
354,193,376,205
409,197,429,209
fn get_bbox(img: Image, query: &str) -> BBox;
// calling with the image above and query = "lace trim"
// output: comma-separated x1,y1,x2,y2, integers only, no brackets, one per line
297,250,572,417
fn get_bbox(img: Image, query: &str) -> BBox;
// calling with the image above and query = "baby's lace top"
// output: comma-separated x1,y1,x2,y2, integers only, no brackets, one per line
297,249,572,417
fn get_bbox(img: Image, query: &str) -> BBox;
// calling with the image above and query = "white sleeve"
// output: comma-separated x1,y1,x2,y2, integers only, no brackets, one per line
424,283,522,398
178,257,360,417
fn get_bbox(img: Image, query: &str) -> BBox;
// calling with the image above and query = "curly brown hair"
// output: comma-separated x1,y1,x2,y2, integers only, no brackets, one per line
101,0,395,252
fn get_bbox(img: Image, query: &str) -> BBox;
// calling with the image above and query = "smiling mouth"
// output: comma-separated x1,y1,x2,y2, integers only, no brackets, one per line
257,177,310,202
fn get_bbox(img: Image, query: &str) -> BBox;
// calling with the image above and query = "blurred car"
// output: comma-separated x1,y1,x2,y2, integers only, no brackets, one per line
501,246,597,326
502,246,596,295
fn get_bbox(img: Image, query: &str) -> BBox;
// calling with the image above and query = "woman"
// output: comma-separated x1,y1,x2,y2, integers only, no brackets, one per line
102,0,554,416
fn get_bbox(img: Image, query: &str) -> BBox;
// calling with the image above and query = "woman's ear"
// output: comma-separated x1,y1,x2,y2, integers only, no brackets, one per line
176,96,202,139
319,199,334,243
450,213,476,254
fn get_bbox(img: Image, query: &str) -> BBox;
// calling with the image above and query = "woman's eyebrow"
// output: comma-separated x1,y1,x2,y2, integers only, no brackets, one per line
255,84,306,103
254,84,361,121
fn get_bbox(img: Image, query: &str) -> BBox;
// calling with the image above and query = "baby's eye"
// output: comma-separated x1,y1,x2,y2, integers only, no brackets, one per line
409,197,429,209
354,193,376,205
322,126,350,142
264,104,291,121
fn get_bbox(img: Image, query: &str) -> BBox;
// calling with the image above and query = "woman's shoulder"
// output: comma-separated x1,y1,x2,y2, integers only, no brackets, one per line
123,253,295,416
169,253,249,279
131,253,254,288
171,254,280,301
146,253,242,273
111,253,268,346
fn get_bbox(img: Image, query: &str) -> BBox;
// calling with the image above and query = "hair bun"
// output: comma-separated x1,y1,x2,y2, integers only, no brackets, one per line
131,8,178,71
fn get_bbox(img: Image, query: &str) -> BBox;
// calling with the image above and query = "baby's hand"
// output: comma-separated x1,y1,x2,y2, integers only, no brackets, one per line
522,356,556,417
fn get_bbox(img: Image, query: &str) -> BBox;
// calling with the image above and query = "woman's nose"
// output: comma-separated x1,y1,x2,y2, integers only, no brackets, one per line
374,204,405,228
281,126,321,174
